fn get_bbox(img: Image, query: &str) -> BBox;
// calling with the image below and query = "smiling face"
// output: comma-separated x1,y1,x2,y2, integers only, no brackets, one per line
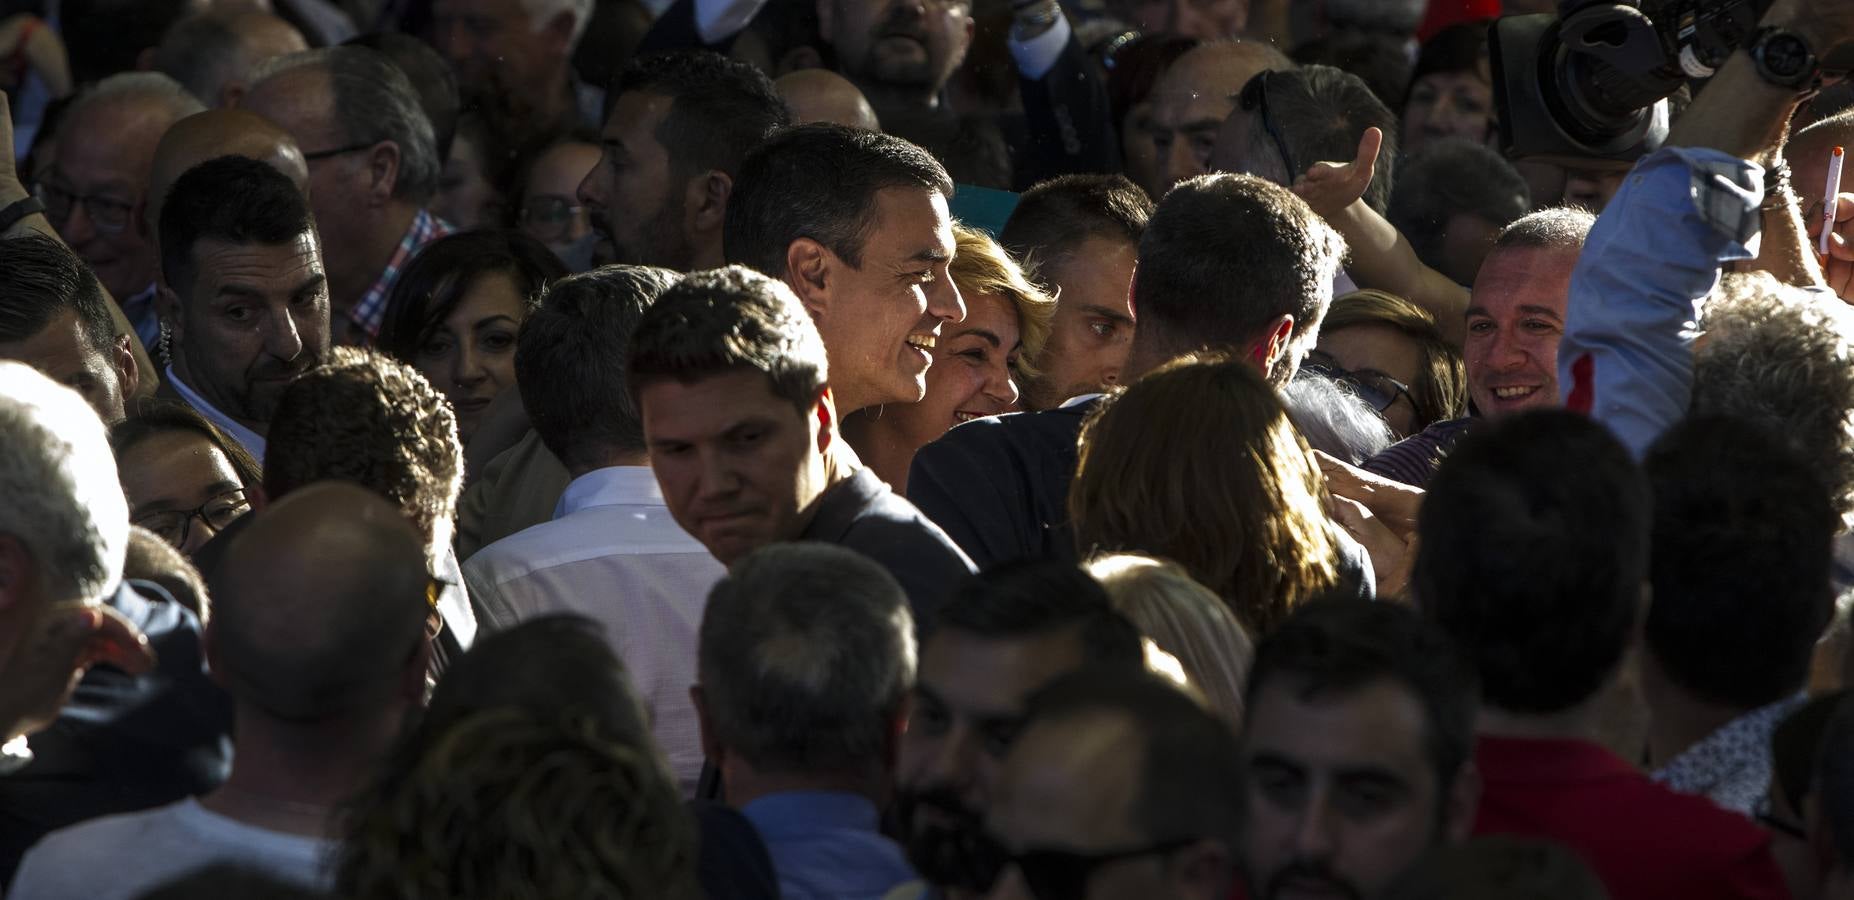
1463,245,1576,419
1024,238,1137,411
414,269,526,444
639,369,833,566
882,290,1022,446
167,231,331,432
808,185,965,414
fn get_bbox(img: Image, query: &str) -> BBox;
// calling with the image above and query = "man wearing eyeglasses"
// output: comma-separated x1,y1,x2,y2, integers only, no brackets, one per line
41,72,205,351
976,668,1242,900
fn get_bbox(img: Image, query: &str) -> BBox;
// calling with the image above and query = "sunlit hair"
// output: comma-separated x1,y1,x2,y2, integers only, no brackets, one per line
111,397,263,492
1086,553,1254,725
1071,355,1343,633
1696,271,1854,521
0,362,126,604
337,707,699,900
949,224,1055,382
1322,289,1467,430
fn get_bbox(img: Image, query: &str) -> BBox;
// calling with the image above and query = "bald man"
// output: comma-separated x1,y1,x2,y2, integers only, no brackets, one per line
776,69,882,132
1145,41,1291,191
144,109,310,256
9,483,431,900
153,10,309,108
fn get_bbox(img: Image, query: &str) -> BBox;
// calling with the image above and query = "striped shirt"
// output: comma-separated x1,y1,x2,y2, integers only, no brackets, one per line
348,208,452,344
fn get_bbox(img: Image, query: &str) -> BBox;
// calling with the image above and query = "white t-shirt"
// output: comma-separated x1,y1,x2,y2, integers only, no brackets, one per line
7,798,335,900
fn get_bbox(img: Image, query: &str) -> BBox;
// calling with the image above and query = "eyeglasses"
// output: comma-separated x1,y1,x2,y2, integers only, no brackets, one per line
1301,351,1415,415
133,488,251,547
1239,70,1299,186
35,180,133,234
519,195,588,242
303,141,377,162
978,833,1201,900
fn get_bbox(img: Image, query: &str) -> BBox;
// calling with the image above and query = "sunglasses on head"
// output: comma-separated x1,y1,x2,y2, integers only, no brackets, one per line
1239,70,1300,186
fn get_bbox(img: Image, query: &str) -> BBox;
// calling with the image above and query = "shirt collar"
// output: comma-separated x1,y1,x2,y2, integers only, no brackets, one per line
349,208,453,342
1654,692,1809,797
164,364,267,460
552,466,666,519
739,790,882,835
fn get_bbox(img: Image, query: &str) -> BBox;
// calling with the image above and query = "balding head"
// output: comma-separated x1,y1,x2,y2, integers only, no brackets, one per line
209,482,429,722
154,10,309,108
775,69,881,132
147,109,309,251
1149,41,1292,190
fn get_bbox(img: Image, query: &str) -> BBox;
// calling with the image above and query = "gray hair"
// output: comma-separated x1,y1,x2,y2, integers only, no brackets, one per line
698,542,916,776
251,47,440,203
1696,272,1854,522
0,363,127,604
1246,65,1399,215
66,71,205,126
1493,207,1596,254
1281,370,1395,464
521,0,595,46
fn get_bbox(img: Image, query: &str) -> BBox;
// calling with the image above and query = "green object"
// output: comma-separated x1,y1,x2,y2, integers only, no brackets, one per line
949,184,1020,237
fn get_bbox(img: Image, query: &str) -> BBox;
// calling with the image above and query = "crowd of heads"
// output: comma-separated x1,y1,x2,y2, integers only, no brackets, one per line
1,0,1854,898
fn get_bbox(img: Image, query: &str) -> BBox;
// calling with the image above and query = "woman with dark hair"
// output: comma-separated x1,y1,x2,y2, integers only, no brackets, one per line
110,398,262,556
1101,32,1199,201
377,230,568,445
1402,21,1496,156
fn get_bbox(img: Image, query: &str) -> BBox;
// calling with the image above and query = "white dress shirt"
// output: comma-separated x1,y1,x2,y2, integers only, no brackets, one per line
462,466,723,794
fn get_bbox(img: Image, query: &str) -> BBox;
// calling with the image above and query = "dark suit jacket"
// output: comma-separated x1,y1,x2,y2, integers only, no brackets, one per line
906,400,1095,570
0,581,233,883
802,467,977,621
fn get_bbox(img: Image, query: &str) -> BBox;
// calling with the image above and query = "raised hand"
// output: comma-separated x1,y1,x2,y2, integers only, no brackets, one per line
1293,126,1382,220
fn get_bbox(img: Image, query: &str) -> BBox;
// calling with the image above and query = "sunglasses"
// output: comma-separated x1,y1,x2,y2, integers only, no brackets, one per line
1239,70,1300,185
1300,351,1415,416
976,832,1200,900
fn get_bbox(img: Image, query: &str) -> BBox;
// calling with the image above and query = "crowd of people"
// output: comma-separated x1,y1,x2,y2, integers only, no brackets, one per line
2,0,1854,896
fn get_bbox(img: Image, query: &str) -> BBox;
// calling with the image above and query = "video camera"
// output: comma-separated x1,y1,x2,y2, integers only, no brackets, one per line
1490,0,1768,164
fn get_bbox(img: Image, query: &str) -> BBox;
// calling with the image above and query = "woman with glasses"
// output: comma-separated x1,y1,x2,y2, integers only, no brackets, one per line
109,399,261,556
841,225,1054,493
512,134,599,261
1309,289,1467,439
378,230,568,447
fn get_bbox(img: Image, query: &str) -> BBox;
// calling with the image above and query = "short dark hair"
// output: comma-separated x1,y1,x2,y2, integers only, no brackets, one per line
724,124,954,278
159,155,316,296
928,560,1144,664
1411,21,1489,84
1134,174,1345,357
1645,416,1836,710
519,265,682,469
264,347,463,545
999,173,1153,274
345,32,461,164
0,234,114,355
616,50,792,180
700,542,914,776
626,265,828,413
1388,138,1531,283
1247,598,1479,792
1416,411,1649,715
1022,668,1243,848
1241,66,1399,214
379,230,568,366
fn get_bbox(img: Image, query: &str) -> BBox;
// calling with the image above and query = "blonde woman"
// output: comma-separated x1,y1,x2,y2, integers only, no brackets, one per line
1071,354,1370,634
1088,553,1254,726
843,225,1055,492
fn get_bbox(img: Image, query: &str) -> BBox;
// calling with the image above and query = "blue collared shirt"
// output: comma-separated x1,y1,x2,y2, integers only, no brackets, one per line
739,791,921,900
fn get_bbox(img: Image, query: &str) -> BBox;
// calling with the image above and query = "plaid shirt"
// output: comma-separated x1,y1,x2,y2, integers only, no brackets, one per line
348,208,453,344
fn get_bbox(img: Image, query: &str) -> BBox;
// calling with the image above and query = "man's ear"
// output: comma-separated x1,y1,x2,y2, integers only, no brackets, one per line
365,141,403,206
685,170,732,239
113,333,140,400
1250,314,1295,375
156,285,184,346
786,237,834,320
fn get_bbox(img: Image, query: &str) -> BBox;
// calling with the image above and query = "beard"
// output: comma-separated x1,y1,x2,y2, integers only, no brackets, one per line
604,192,695,271
1260,861,1365,900
894,785,1005,892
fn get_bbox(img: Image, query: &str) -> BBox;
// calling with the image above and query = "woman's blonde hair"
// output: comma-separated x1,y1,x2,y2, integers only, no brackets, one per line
1071,354,1344,633
1088,553,1254,725
1322,289,1467,430
950,224,1056,381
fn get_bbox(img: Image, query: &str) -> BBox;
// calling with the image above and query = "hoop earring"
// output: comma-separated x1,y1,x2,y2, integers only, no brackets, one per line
157,321,173,370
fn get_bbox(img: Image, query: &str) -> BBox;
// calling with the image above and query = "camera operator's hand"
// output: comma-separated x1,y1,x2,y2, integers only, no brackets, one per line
1808,191,1854,300
1293,127,1381,220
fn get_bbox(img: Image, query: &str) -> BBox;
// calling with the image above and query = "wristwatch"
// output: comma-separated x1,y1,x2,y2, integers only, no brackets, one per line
1750,27,1817,90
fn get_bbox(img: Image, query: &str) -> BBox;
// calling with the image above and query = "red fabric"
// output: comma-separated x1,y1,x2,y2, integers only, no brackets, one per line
1418,0,1503,43
1473,735,1791,900
1565,352,1595,414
